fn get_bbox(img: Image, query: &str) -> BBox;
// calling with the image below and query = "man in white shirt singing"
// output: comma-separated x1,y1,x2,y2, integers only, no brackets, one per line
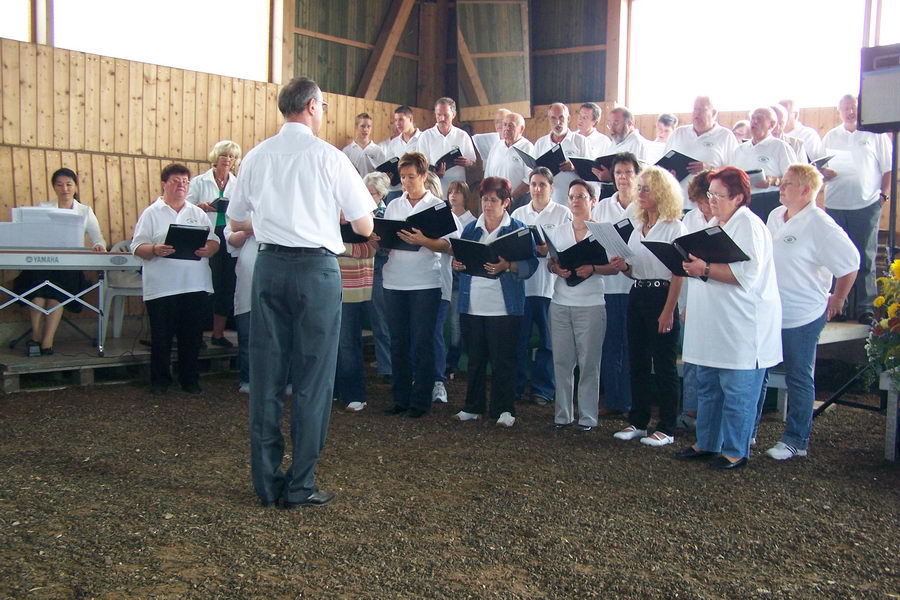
484,112,533,204
535,103,588,205
342,112,386,177
576,102,612,158
415,97,477,193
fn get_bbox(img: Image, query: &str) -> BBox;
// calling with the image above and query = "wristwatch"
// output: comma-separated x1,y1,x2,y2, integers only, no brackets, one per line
700,262,711,282
880,192,889,202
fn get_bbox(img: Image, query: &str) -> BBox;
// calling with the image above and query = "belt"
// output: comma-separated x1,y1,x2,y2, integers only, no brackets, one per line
633,279,670,288
258,244,333,255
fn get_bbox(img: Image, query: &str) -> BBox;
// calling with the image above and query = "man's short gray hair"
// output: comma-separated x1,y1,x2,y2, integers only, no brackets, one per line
278,77,321,118
548,102,569,117
580,102,601,122
610,106,634,124
435,97,457,112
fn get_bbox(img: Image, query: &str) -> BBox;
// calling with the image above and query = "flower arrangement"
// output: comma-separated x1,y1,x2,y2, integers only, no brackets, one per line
866,259,900,387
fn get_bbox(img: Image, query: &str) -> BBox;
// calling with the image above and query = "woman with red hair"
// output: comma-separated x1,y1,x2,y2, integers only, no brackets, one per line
677,166,782,470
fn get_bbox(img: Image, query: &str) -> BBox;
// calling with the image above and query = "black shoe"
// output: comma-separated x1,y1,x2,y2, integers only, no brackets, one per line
575,424,594,434
282,489,335,509
831,312,847,322
551,422,573,430
260,499,278,508
858,312,875,326
674,447,717,460
405,407,428,418
40,347,54,356
210,336,234,348
383,405,407,415
182,383,202,394
151,384,168,396
707,456,747,470
532,394,551,406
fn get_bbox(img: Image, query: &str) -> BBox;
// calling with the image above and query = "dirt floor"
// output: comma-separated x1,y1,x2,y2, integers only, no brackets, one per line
1,368,898,600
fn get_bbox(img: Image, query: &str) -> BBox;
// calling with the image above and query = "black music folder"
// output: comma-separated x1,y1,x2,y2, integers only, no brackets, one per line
164,224,210,260
811,154,835,169
432,147,462,172
528,225,546,246
449,228,535,278
655,150,698,181
641,226,750,276
613,218,634,243
513,144,568,175
210,197,229,213
545,233,609,287
376,157,401,186
341,223,369,244
374,204,457,251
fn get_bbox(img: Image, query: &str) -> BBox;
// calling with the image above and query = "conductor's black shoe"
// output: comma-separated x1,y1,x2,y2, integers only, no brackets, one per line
383,405,407,415
405,408,428,418
707,456,747,470
858,311,875,326
282,489,335,509
210,336,233,347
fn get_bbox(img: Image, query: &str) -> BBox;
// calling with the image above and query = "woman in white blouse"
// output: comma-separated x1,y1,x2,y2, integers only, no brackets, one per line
613,166,685,447
545,180,625,432
186,140,242,347
763,164,858,460
15,168,106,356
678,166,782,470
379,152,460,419
591,152,640,417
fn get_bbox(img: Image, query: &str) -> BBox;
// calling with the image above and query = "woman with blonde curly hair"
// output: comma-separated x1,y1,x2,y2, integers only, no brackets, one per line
613,166,686,447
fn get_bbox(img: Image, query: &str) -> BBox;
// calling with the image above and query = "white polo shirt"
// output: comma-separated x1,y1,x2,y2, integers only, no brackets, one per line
223,224,259,316
484,137,534,185
543,222,605,307
414,124,477,192
682,206,782,370
610,130,650,161
767,203,859,328
626,217,687,281
534,131,589,206
227,122,375,255
186,168,237,228
381,192,461,291
467,212,511,317
384,130,423,192
581,129,613,158
511,200,572,298
679,207,715,316
785,122,823,160
665,124,739,209
342,140,386,177
822,126,892,210
732,135,797,194
131,198,217,301
591,193,636,294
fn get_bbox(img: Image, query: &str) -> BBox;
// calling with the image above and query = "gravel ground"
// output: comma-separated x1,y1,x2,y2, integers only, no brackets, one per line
1,370,898,599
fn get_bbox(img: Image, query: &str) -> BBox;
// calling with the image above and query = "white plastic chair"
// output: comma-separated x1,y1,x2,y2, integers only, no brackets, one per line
102,240,143,345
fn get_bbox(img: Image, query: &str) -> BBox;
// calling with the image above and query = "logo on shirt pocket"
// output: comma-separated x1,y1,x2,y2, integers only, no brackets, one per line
758,156,770,163
784,235,797,244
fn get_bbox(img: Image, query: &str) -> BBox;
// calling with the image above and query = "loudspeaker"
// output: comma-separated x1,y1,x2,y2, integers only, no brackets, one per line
859,42,900,133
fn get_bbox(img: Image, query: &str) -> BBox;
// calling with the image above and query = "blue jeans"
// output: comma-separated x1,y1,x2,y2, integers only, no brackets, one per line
600,293,631,411
827,202,879,318
336,301,369,405
433,299,450,383
515,296,555,400
369,254,392,376
682,362,698,414
384,287,441,412
249,250,341,504
779,314,826,450
236,311,250,385
696,365,767,459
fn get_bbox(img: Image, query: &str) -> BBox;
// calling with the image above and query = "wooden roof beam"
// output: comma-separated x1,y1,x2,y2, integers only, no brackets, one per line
355,0,417,100
457,29,489,106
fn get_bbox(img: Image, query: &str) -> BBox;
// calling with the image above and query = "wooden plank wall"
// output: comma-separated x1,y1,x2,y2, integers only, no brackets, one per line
0,38,432,326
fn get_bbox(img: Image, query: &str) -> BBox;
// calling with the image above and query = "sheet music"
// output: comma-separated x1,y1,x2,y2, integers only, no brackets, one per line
585,221,634,258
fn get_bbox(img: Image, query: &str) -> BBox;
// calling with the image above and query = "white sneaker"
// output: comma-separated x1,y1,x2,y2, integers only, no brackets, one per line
750,437,757,447
613,425,648,440
453,411,479,421
765,441,807,460
238,382,250,394
432,382,448,403
496,412,516,427
345,401,367,412
640,432,674,447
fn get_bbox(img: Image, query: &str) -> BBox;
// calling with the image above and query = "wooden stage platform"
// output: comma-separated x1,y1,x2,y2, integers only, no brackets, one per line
0,332,238,394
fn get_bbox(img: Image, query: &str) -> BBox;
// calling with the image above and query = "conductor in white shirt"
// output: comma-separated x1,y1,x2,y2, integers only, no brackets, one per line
227,77,375,509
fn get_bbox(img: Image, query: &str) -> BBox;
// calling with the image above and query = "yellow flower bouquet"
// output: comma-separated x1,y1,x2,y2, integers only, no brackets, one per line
866,259,900,387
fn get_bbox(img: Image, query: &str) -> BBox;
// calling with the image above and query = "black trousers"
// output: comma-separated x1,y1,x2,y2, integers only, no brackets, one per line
146,291,207,388
626,286,680,435
209,224,237,318
461,314,521,418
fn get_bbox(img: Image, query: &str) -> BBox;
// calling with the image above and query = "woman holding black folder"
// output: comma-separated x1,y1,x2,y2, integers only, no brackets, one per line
677,166,782,470
132,164,219,396
451,177,537,426
613,166,685,447
545,180,625,432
